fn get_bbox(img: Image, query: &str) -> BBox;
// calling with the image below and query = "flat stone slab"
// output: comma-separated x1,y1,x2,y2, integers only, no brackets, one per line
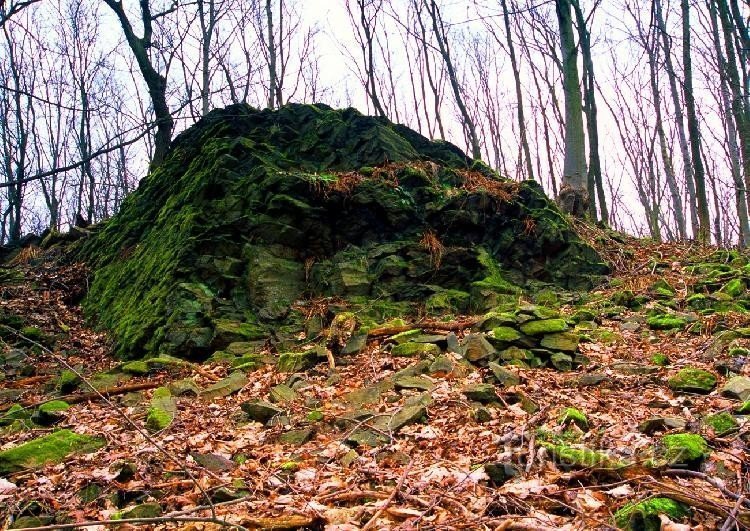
721,376,750,401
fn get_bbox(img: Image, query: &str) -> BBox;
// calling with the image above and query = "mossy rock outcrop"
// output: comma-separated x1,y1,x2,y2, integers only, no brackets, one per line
69,104,608,359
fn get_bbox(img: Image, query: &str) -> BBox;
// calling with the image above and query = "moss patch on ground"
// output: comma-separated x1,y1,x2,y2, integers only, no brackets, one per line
0,429,105,474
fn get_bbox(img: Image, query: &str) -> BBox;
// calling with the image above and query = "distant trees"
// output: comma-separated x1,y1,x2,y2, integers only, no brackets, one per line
1,0,750,246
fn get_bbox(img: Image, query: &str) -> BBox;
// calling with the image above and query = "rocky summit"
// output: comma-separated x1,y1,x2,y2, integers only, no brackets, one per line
65,104,606,359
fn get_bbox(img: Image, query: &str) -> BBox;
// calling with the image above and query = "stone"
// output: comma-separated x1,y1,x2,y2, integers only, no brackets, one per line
638,416,686,435
146,387,176,432
614,498,690,531
540,443,623,470
619,321,640,332
30,400,69,426
385,405,427,431
345,385,385,407
540,332,579,352
647,315,687,330
445,332,460,353
490,326,521,343
168,378,200,396
119,503,162,519
56,370,80,394
651,353,670,366
720,376,750,401
612,362,659,375
394,375,435,392
462,383,499,404
200,371,248,400
0,429,105,474
429,355,454,376
277,351,318,372
736,401,750,414
120,361,149,375
191,452,236,472
498,346,532,362
558,407,588,429
488,362,520,387
668,368,717,394
391,342,441,358
576,373,608,387
658,433,709,466
704,412,738,436
240,400,283,424
341,334,367,355
269,384,297,404
550,352,573,371
460,333,496,362
278,428,314,445
720,278,745,297
484,462,520,485
519,319,568,336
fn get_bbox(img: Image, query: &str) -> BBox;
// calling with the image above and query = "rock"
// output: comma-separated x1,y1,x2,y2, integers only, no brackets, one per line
647,315,686,330
394,375,435,392
277,351,318,372
651,353,670,366
240,400,283,424
576,373,608,387
9,516,54,529
540,332,579,352
462,383,499,404
386,405,427,431
507,391,539,413
668,368,717,394
446,332,460,353
30,400,69,426
391,342,441,358
720,376,750,401
168,378,200,396
519,319,568,336
612,362,660,375
146,387,176,432
550,352,573,371
119,503,162,519
344,385,386,406
498,346,533,362
571,309,597,323
0,429,105,474
191,452,236,472
490,326,521,343
736,401,750,414
484,462,520,485
473,406,492,423
110,459,137,482
278,428,314,445
429,355,454,376
540,443,623,469
558,407,588,429
200,371,248,400
460,334,496,362
388,329,421,344
120,361,149,375
341,334,367,355
488,362,520,387
269,384,297,404
638,416,686,435
57,370,81,394
614,498,690,531
720,278,745,297
619,321,640,332
658,433,709,466
411,334,449,347
704,412,738,436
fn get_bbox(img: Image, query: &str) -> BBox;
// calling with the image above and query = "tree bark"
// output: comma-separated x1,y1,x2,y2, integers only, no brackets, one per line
555,0,588,216
102,0,173,169
681,0,711,243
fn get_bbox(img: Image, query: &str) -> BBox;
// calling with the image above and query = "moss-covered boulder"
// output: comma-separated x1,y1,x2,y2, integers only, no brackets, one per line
0,429,105,474
668,368,717,394
614,497,690,530
68,104,607,359
658,433,709,467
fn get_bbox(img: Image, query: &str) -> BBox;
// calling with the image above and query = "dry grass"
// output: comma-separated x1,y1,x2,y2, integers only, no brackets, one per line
8,245,41,266
457,169,518,201
420,230,444,270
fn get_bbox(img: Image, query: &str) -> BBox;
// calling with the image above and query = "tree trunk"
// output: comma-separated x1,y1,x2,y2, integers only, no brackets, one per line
681,0,711,243
555,0,588,216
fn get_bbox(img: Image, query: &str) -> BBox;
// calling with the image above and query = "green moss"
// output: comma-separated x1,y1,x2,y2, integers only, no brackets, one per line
391,342,441,358
145,387,176,432
686,293,711,310
519,319,568,336
614,497,690,530
660,433,709,466
647,315,687,330
558,407,588,429
704,412,738,436
277,351,318,372
668,368,717,394
491,326,522,342
720,278,746,297
425,289,470,314
0,429,105,473
736,401,750,414
120,360,150,375
19,326,44,342
389,329,422,343
541,442,623,469
650,353,670,366
0,404,30,426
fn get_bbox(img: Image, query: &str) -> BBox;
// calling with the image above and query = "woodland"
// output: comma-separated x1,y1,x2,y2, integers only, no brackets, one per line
0,1,749,530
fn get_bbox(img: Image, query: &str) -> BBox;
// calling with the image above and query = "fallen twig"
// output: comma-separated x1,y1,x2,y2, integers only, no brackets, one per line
361,458,413,530
8,516,248,531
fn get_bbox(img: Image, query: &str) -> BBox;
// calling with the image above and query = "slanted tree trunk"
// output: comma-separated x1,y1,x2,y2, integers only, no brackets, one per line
500,0,533,181
425,0,481,160
653,0,698,236
102,0,173,169
681,0,711,243
555,0,588,216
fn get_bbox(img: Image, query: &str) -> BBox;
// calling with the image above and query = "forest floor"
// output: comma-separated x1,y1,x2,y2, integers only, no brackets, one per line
0,229,749,530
